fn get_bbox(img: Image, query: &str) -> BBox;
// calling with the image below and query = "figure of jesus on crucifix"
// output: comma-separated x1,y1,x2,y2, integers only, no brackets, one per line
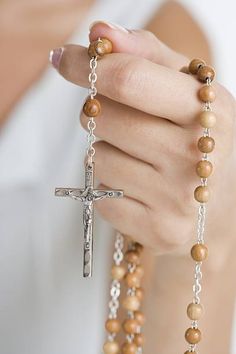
55,163,123,277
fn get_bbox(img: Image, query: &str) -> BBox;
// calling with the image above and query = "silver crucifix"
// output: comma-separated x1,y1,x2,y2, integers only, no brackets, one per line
55,162,123,278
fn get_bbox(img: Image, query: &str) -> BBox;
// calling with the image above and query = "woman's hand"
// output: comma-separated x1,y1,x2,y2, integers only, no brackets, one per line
52,21,236,257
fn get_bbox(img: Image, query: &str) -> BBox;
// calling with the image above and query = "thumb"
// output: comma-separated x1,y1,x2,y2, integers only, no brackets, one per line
89,20,188,71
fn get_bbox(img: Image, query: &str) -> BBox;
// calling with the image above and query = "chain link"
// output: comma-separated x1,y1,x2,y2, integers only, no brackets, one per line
197,204,206,243
187,76,213,354
107,233,124,322
86,56,98,164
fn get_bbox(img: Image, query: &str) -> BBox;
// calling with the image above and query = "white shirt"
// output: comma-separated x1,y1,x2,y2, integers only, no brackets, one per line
0,1,235,353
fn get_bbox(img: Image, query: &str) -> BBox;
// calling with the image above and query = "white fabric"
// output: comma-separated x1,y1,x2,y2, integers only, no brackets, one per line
0,1,235,353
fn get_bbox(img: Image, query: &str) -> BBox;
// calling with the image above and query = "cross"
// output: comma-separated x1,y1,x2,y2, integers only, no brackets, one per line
55,162,124,278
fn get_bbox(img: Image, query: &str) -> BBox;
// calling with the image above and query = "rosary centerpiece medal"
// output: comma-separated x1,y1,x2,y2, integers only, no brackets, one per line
55,38,124,278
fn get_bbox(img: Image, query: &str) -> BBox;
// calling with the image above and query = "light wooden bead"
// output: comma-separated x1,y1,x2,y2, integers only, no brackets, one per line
105,319,121,333
189,59,206,74
184,351,196,354
83,98,101,117
100,38,113,54
191,243,208,261
122,342,137,354
134,333,145,347
194,186,210,203
123,319,139,334
198,136,215,153
187,303,204,320
197,65,215,82
122,296,141,311
134,242,144,253
111,265,126,280
136,287,145,301
88,42,97,58
196,160,213,178
199,85,216,102
185,328,202,344
124,250,140,265
199,111,216,128
103,341,120,354
88,38,112,59
135,265,144,279
134,311,146,326
125,272,141,288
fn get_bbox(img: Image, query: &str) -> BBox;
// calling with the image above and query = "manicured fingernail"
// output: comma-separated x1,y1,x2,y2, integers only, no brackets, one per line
89,20,129,33
49,47,64,69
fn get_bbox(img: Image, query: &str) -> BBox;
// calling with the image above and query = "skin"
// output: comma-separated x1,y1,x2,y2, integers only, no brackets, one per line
1,1,236,352
58,23,236,353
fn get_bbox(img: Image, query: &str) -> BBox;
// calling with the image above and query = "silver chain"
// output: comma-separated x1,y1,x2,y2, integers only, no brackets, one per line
107,232,124,341
188,76,213,353
125,242,143,354
86,56,98,164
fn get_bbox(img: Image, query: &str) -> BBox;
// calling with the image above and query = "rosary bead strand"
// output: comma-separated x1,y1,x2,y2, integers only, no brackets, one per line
184,59,216,353
103,233,125,354
122,241,145,354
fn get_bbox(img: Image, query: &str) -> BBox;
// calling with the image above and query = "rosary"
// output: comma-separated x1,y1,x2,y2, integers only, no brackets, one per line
55,37,216,353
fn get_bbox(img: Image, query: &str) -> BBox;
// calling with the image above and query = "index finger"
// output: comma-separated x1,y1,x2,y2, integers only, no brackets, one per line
57,44,220,126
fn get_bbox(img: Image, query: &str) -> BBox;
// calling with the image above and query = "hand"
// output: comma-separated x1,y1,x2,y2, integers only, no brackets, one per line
53,22,236,257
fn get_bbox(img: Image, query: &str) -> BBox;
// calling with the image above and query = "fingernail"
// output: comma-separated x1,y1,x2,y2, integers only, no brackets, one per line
49,47,64,69
89,20,129,33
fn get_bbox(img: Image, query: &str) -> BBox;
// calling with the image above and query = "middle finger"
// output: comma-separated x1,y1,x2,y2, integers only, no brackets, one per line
80,94,194,167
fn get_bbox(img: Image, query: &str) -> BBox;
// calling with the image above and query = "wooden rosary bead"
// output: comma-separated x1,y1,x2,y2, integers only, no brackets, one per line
191,243,208,261
187,303,204,320
83,98,101,117
103,341,120,354
199,111,216,128
111,265,126,280
196,160,213,178
88,38,113,59
125,272,141,288
94,40,109,57
134,242,144,253
194,185,210,203
199,85,216,102
134,333,145,347
185,327,202,344
135,265,144,279
122,296,141,311
134,311,146,326
136,287,145,301
124,250,140,265
123,319,139,334
105,319,121,333
189,59,206,74
122,342,138,354
88,42,98,58
197,65,215,82
198,136,215,153
98,38,113,55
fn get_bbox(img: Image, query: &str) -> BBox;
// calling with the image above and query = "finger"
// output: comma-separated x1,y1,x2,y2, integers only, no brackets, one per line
81,94,192,167
94,185,152,248
58,44,206,125
95,185,194,254
94,140,158,206
89,21,188,70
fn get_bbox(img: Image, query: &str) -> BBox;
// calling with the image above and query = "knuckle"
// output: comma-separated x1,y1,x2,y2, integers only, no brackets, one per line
141,29,157,42
110,57,141,100
149,209,193,252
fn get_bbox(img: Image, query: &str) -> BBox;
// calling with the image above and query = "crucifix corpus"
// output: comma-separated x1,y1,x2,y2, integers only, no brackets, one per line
55,163,124,278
